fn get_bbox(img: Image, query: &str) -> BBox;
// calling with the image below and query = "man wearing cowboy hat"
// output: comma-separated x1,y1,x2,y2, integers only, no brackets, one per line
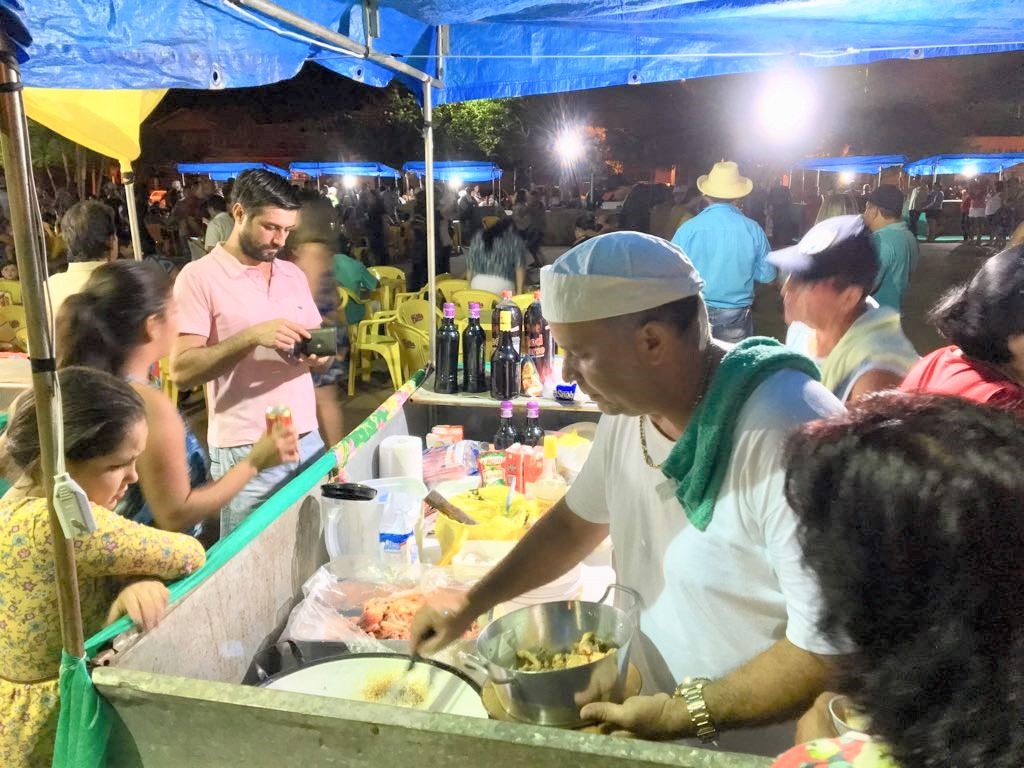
671,161,775,341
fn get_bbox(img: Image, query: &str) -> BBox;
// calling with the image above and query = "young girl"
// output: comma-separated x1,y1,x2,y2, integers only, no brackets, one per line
0,367,206,766
57,261,299,534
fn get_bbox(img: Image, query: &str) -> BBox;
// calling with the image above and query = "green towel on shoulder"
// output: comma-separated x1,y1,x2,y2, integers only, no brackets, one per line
661,337,820,532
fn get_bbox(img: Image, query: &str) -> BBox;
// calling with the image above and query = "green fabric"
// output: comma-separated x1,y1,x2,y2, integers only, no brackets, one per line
52,651,110,768
53,369,427,766
333,252,379,326
660,337,820,532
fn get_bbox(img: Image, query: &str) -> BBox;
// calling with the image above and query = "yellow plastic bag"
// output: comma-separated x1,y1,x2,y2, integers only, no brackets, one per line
436,486,539,566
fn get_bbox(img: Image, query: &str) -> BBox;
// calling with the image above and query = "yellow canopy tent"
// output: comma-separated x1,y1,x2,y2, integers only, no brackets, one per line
23,87,166,259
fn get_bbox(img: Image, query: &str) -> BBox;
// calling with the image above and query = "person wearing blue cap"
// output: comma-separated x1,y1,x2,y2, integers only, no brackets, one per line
412,231,845,754
771,214,919,403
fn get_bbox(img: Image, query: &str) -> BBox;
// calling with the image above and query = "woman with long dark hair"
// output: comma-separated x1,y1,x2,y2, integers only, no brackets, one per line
774,393,1024,768
57,261,298,533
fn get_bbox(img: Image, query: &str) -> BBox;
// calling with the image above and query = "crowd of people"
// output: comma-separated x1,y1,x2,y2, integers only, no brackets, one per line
0,159,1022,767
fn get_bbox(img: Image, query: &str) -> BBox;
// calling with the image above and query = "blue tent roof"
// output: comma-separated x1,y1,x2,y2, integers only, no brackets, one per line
176,162,290,181
903,154,1024,176
18,2,1024,105
402,161,502,182
290,162,400,178
795,155,907,174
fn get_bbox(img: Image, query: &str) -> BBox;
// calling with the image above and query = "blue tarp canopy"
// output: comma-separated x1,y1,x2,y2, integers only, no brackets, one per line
177,162,289,181
290,162,400,178
795,155,907,174
403,161,502,182
904,154,1024,176
18,2,1024,105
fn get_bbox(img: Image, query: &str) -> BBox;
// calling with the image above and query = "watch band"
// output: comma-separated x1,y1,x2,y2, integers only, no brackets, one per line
673,676,718,743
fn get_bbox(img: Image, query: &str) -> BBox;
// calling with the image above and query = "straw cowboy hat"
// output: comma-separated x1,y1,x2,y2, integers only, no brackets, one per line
697,161,753,200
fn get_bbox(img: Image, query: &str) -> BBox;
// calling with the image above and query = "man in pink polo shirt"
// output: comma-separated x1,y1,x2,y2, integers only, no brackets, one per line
172,170,331,536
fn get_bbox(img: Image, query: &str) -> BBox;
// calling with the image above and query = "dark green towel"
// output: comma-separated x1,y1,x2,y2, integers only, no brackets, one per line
661,337,820,532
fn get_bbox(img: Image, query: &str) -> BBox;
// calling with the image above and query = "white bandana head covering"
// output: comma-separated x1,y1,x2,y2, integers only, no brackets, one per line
541,231,710,347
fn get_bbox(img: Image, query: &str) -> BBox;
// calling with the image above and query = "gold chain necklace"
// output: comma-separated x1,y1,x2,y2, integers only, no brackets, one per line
639,347,716,470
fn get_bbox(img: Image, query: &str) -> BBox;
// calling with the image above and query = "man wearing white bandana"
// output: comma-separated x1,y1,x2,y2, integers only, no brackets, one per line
413,232,844,755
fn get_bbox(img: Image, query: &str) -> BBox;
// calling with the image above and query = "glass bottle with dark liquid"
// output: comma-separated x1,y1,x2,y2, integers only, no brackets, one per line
493,400,521,449
490,308,520,400
461,301,487,393
435,302,461,394
522,399,545,447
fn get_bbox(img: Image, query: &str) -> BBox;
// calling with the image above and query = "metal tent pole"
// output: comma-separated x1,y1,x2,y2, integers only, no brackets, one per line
123,166,144,260
0,36,86,657
423,80,437,367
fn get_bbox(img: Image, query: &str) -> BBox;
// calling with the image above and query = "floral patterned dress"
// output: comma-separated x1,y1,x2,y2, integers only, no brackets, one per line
0,488,205,767
773,733,900,768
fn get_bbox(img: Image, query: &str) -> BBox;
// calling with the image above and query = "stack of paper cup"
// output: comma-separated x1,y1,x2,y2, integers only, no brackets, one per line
378,435,424,480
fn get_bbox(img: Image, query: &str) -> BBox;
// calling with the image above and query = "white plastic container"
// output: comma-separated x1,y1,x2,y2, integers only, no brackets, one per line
323,477,428,562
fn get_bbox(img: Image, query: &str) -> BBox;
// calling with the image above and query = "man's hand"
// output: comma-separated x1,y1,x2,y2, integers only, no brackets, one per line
794,692,841,744
580,693,692,740
410,602,477,656
247,319,310,355
301,353,334,373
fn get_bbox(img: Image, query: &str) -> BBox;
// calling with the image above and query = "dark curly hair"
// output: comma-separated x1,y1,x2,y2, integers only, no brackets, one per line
929,244,1024,365
783,392,1024,768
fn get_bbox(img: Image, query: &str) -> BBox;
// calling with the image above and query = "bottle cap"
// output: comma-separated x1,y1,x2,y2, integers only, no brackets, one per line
500,400,514,417
468,301,481,319
526,399,539,417
498,309,512,332
543,434,559,460
443,302,456,318
501,290,513,299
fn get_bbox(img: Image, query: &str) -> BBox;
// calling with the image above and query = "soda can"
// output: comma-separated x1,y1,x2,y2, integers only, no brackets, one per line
265,405,293,433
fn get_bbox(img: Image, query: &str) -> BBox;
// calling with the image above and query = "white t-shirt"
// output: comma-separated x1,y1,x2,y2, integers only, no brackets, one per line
567,370,843,687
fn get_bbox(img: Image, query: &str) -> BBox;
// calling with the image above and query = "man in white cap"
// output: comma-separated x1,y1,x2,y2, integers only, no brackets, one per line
413,232,843,754
670,161,775,341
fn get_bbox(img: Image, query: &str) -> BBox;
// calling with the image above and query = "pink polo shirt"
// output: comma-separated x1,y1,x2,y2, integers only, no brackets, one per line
174,245,322,448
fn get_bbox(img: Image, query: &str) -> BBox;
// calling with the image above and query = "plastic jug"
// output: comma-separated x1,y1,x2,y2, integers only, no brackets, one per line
321,483,381,560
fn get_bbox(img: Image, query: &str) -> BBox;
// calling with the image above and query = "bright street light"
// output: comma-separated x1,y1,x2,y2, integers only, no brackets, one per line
962,164,979,179
754,67,816,143
341,174,357,189
839,172,856,185
555,128,585,164
447,175,463,190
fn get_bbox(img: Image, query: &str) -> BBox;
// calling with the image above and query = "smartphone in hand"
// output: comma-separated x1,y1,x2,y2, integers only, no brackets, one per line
294,327,338,358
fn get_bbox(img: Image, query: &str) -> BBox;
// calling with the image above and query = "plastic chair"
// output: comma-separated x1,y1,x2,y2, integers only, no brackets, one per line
511,293,535,313
388,320,431,381
0,279,22,305
368,266,407,284
397,299,442,336
481,215,500,230
393,287,429,312
158,356,178,404
348,310,403,396
436,278,469,304
452,288,502,321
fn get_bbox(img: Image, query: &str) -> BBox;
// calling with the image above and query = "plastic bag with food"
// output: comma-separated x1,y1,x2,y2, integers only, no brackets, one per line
279,558,482,649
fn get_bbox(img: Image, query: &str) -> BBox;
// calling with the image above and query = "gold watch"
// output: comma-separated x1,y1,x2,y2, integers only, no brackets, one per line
673,676,718,743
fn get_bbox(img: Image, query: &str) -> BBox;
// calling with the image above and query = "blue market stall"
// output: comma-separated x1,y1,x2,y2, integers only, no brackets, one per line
177,161,290,181
290,161,401,179
4,2,1024,766
795,154,907,188
904,153,1024,180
